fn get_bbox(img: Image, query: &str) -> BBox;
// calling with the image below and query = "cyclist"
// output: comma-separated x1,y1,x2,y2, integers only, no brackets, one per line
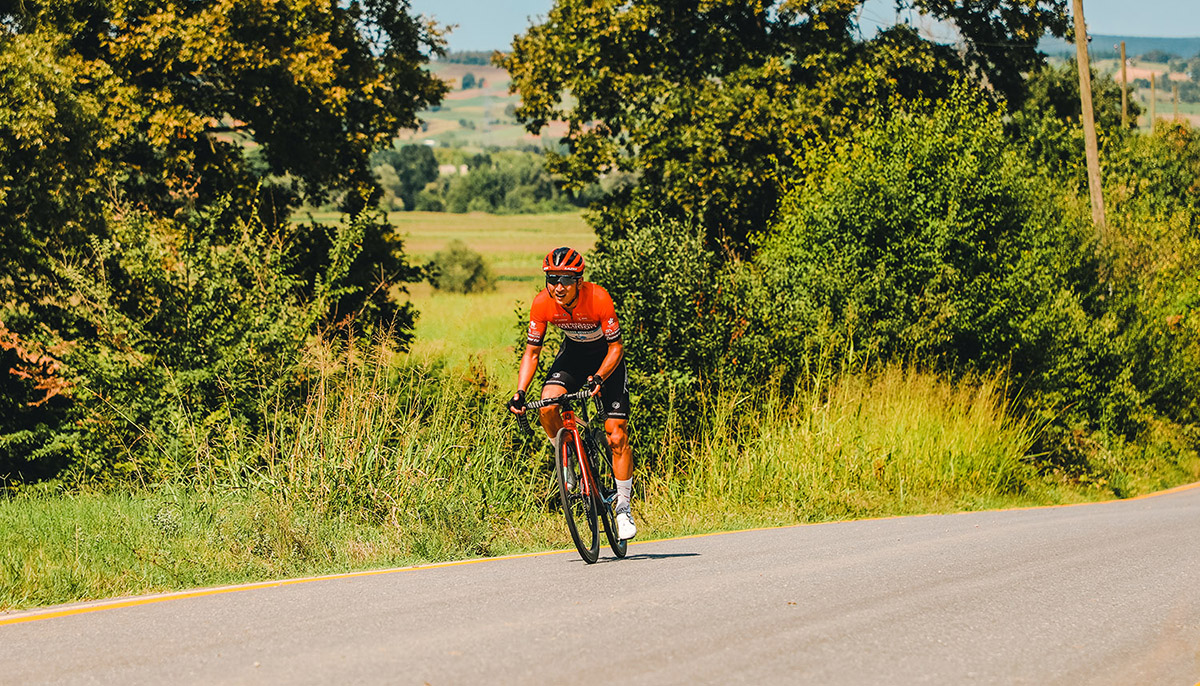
507,247,637,540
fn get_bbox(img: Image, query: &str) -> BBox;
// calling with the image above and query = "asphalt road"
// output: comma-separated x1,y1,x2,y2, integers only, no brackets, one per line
4,485,1199,685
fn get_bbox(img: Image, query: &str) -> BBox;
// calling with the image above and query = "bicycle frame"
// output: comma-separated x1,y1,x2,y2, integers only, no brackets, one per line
557,404,598,500
517,389,610,502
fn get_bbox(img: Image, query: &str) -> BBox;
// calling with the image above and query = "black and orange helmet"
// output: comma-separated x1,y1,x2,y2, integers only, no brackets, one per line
543,246,585,274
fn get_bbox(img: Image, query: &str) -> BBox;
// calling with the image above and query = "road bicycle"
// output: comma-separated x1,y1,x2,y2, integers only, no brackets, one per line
516,387,627,563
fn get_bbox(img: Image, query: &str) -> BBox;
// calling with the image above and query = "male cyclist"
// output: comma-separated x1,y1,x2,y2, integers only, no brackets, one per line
507,247,636,540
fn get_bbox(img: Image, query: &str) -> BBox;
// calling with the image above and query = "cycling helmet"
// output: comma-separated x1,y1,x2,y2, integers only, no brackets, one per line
543,247,585,274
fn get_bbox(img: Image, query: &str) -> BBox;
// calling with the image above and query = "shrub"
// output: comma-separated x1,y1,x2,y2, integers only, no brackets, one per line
427,240,495,294
0,198,405,488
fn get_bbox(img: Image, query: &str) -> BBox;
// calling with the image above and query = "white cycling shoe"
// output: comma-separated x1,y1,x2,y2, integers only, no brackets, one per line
616,507,637,540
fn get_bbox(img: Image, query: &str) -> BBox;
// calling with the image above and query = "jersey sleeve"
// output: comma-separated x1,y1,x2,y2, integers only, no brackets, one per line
526,292,550,346
594,286,622,342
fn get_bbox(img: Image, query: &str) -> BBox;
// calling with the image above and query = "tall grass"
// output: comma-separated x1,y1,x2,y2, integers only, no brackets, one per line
4,336,1129,611
641,369,1046,534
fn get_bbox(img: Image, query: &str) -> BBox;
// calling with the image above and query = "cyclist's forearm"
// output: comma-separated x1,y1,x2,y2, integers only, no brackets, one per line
516,344,542,391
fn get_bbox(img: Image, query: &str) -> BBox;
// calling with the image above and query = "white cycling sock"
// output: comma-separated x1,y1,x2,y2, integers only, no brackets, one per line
616,478,633,511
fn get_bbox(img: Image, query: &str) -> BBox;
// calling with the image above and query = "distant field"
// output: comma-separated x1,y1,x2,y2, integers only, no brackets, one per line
389,211,592,277
393,211,593,379
396,62,571,149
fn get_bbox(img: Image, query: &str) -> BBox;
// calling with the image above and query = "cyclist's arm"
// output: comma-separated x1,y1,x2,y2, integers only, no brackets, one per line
592,339,624,385
516,343,543,392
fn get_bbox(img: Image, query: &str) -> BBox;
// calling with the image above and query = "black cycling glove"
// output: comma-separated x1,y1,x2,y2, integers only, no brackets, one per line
585,375,604,395
507,389,526,414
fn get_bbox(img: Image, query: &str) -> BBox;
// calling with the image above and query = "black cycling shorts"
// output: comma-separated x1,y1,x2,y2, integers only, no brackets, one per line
543,342,631,420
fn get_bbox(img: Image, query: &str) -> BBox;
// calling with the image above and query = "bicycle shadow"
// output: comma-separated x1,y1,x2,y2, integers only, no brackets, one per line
604,552,700,562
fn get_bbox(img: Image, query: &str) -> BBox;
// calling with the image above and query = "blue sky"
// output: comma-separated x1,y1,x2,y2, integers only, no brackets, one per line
408,0,1200,52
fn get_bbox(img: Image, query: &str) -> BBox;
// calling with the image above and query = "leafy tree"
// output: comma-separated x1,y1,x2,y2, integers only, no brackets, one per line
501,0,1068,255
0,0,446,315
1140,49,1176,63
443,50,494,65
462,72,477,89
372,144,439,210
427,240,495,294
0,0,445,484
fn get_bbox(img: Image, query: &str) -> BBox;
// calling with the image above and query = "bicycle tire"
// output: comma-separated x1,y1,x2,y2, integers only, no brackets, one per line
589,426,628,559
554,428,599,563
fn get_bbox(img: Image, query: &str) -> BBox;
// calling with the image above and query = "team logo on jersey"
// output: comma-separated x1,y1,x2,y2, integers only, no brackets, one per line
612,402,620,409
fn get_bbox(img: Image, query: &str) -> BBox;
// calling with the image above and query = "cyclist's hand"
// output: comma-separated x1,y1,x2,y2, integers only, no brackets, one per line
585,375,603,397
507,389,526,415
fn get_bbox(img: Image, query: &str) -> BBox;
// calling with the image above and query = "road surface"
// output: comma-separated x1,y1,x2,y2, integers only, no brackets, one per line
3,484,1199,684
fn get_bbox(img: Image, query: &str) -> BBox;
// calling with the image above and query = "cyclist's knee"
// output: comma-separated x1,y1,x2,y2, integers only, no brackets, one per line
606,421,629,451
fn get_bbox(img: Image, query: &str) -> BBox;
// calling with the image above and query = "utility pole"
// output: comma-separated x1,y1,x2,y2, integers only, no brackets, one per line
1120,41,1128,127
1072,0,1107,236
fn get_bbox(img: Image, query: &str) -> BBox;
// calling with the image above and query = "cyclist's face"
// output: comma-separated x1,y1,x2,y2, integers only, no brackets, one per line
545,271,579,304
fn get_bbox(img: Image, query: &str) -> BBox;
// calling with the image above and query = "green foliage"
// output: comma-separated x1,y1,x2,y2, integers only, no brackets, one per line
503,0,1068,254
427,240,496,294
461,72,477,89
371,144,440,211
754,87,1080,372
591,217,732,403
0,1,440,485
442,51,495,65
1102,123,1200,430
431,150,582,214
34,202,375,484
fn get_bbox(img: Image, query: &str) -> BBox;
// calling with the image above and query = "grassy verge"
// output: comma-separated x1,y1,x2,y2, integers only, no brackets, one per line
5,337,1195,611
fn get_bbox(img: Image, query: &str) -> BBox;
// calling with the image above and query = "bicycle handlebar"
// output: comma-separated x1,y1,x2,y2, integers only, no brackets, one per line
522,387,595,410
512,387,605,437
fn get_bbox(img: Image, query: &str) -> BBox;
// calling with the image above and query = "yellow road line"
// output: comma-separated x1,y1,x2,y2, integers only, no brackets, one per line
3,479,1197,627
0,548,570,627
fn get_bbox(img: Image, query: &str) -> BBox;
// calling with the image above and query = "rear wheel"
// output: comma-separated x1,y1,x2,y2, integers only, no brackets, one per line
590,427,627,559
555,428,599,563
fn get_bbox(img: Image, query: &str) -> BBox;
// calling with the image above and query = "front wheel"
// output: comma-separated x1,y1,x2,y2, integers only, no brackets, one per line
590,427,627,559
555,428,599,563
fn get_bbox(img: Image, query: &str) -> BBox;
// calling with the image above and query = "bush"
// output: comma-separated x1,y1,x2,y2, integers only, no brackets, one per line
753,86,1090,374
0,197,413,488
591,216,733,402
427,241,495,294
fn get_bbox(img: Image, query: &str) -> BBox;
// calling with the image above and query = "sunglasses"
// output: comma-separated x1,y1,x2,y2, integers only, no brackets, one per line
545,274,579,286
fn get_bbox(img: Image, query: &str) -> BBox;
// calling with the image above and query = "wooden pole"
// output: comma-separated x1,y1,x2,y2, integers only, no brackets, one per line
1072,0,1107,236
1150,73,1157,128
1120,42,1128,127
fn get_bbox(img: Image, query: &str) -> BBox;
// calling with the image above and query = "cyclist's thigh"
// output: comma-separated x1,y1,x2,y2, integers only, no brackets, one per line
599,359,631,420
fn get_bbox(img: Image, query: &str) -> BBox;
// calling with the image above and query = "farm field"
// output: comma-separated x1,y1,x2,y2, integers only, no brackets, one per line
296,210,592,377
399,211,592,379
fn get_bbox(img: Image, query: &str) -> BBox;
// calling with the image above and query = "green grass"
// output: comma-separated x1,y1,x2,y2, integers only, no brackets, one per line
389,211,593,277
0,346,1116,611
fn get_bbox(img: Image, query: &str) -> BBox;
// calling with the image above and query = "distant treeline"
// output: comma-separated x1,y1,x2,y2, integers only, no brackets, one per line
440,50,495,65
370,146,602,214
1040,34,1200,60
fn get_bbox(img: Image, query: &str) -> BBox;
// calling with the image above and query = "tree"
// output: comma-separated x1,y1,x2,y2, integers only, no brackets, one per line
462,71,477,89
1,0,447,316
0,0,447,484
372,144,439,210
501,0,1068,255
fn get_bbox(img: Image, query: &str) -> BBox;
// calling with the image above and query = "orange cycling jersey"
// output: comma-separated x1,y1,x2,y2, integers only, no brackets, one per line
526,282,622,347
